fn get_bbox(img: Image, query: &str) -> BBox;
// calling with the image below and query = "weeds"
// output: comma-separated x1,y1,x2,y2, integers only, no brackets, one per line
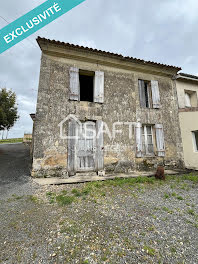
143,245,156,256
56,195,75,206
187,209,195,216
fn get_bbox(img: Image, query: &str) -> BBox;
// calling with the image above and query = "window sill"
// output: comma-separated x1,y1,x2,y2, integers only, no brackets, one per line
69,100,103,107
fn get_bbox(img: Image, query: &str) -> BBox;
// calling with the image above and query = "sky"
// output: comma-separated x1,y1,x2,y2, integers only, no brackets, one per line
0,0,198,138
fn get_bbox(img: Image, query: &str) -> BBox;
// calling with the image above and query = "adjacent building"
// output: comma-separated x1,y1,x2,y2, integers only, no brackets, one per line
32,37,184,177
175,73,198,170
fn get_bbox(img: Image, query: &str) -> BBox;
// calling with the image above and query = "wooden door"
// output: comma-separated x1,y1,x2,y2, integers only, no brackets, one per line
77,121,96,171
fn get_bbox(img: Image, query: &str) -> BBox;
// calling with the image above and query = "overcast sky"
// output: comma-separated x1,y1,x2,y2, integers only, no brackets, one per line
0,0,198,138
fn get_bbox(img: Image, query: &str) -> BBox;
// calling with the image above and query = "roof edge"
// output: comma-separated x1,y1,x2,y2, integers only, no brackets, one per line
36,37,182,72
176,72,198,82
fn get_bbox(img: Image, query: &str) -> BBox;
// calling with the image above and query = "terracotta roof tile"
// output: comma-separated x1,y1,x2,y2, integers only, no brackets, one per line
37,37,181,71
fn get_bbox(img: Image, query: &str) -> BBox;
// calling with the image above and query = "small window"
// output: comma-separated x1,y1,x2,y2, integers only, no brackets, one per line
185,90,198,108
192,131,198,152
79,70,94,102
142,125,154,155
185,92,191,107
138,80,160,109
141,81,152,108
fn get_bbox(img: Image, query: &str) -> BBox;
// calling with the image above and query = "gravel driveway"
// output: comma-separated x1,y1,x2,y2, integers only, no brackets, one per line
0,143,32,196
0,172,198,264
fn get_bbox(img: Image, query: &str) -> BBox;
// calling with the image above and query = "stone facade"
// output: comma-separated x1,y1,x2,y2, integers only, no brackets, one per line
32,37,184,177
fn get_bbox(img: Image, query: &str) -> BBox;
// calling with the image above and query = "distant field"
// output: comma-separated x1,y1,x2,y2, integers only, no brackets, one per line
0,138,23,144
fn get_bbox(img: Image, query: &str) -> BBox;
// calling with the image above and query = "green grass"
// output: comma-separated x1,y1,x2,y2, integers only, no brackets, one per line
162,207,173,214
177,195,184,200
0,138,23,144
187,209,195,216
45,172,198,208
164,193,170,199
143,245,156,256
56,195,75,206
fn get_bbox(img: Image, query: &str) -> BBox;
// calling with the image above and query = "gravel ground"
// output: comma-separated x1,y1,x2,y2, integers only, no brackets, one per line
0,143,31,196
0,174,198,264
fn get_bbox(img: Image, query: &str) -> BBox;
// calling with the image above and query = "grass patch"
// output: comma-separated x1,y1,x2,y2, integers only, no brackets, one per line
71,188,82,197
162,207,173,214
143,245,156,256
27,195,40,203
187,209,195,216
56,195,75,206
177,195,184,200
164,193,170,199
0,138,23,144
46,192,56,204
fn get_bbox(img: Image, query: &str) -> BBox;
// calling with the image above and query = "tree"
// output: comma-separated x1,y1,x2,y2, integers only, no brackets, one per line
0,88,19,139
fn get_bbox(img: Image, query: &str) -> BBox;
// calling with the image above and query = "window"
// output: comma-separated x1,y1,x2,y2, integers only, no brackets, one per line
185,92,191,107
138,80,160,109
69,68,104,103
184,90,198,108
136,123,165,157
141,125,154,155
192,131,198,152
79,71,94,102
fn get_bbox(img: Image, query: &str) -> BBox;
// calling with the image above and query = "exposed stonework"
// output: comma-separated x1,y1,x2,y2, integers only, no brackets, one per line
32,38,184,177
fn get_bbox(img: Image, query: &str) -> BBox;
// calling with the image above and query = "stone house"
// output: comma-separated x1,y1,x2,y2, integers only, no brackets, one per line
175,73,198,170
32,37,184,177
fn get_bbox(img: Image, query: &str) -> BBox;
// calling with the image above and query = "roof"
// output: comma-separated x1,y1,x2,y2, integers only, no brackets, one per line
37,37,181,71
178,72,198,81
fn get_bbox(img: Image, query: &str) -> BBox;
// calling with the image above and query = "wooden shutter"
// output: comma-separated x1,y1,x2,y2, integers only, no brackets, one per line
68,120,77,175
96,120,104,170
135,122,142,157
138,80,146,108
155,124,165,157
69,67,80,101
94,71,104,103
151,80,160,108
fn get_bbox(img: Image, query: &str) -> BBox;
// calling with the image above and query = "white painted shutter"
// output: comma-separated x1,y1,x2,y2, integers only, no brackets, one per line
185,92,191,107
69,67,80,101
138,80,146,108
151,80,160,108
94,71,104,103
135,122,142,157
68,120,77,175
155,124,165,157
96,120,104,170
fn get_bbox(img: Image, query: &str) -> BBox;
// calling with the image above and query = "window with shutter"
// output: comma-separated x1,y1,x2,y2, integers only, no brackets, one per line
94,71,104,103
142,125,154,156
155,124,165,157
151,80,161,108
138,79,160,109
135,122,142,157
139,80,146,108
69,67,80,101
79,70,94,102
